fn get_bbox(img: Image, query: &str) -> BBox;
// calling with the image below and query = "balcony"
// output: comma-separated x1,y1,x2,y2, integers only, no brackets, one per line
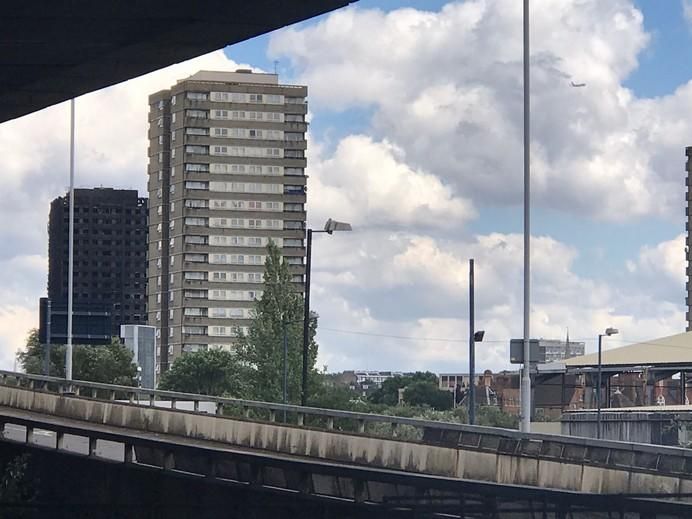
184,243,208,251
283,103,308,115
284,122,308,132
183,99,209,109
184,134,211,144
184,315,208,322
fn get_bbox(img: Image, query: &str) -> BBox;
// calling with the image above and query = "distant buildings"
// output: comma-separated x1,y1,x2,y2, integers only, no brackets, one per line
510,338,585,364
147,70,308,371
537,339,585,362
42,188,148,344
352,370,411,388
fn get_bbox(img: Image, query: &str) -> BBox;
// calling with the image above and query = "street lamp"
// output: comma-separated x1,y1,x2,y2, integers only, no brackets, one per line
597,327,618,439
301,218,352,406
468,257,487,425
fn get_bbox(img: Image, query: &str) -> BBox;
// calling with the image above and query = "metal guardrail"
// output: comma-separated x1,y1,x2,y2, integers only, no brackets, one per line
1,369,692,467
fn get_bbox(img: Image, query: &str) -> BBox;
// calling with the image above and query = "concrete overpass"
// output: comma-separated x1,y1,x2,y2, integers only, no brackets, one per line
0,371,690,517
0,0,356,123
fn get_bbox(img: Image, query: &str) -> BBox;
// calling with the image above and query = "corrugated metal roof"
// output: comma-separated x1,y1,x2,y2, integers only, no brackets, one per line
564,331,692,368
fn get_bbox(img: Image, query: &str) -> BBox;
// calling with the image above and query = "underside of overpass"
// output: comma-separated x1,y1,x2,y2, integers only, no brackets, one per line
0,441,683,519
0,0,355,124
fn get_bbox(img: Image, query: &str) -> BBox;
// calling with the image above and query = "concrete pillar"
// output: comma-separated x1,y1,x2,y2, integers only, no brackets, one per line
89,437,98,457
681,372,687,405
124,443,134,464
645,370,654,406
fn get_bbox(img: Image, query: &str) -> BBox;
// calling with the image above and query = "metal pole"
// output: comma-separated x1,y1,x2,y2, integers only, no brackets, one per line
301,228,313,406
681,371,687,405
468,259,476,425
66,98,75,381
283,321,288,406
44,299,52,376
597,334,602,439
520,0,532,433
283,321,288,422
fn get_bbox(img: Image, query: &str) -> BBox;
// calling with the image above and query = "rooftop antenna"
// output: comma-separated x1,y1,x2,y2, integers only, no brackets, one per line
273,60,279,75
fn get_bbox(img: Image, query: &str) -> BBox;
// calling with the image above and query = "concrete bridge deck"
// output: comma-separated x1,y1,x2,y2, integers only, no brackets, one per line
0,370,690,517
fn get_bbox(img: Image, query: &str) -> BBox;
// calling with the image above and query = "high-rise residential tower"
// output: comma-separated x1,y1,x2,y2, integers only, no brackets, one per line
147,70,307,372
44,188,148,343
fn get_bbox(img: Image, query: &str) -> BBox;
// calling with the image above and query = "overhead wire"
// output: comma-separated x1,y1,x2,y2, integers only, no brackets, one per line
317,327,692,355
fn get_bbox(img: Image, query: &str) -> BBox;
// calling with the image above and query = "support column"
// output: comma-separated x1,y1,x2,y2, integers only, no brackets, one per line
681,371,687,405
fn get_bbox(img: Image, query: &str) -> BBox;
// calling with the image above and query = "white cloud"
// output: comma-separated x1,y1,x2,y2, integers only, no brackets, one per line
684,0,692,27
0,2,687,380
312,229,683,372
270,0,692,222
307,135,475,229
0,50,250,367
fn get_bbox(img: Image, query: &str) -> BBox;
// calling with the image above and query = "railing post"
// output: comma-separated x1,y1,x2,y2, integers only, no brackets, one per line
391,422,398,438
243,406,250,418
26,426,34,444
56,432,65,450
149,394,156,407
357,419,365,434
170,398,177,410
164,452,175,471
269,410,276,422
326,417,334,430
89,437,98,457
215,402,224,416
193,400,200,412
128,392,135,404
124,444,134,464
109,390,116,401
297,413,304,426
91,388,98,399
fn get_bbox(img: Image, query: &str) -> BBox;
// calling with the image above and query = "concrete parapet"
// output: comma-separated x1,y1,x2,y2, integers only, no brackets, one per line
0,385,690,497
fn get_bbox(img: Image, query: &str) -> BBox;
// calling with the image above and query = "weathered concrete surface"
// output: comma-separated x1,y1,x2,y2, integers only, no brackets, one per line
537,459,584,491
0,386,689,497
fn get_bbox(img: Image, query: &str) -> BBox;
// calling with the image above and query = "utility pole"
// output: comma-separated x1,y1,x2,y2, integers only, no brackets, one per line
301,229,313,406
520,0,532,433
469,259,476,424
43,299,52,376
66,98,75,381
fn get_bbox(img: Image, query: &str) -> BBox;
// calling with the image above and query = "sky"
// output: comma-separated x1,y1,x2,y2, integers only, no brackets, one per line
1,0,692,374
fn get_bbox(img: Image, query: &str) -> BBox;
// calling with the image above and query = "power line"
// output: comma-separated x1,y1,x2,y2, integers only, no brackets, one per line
319,327,506,343
319,327,692,355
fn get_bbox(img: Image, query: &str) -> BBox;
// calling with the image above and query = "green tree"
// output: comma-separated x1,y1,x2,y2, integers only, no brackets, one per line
403,380,454,410
159,349,248,396
369,372,440,406
236,242,319,403
17,329,137,385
